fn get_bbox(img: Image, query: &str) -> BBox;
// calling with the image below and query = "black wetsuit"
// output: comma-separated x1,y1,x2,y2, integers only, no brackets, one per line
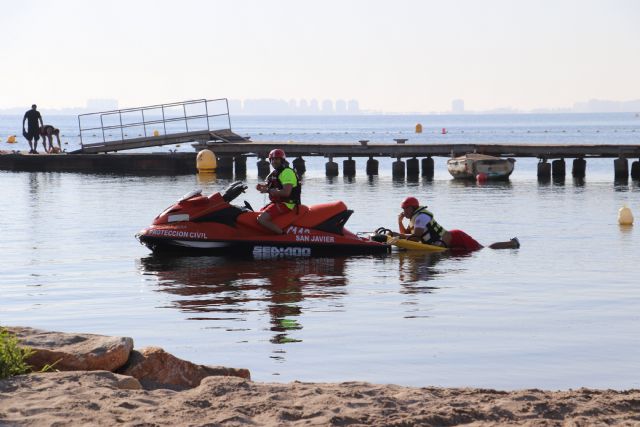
23,109,42,141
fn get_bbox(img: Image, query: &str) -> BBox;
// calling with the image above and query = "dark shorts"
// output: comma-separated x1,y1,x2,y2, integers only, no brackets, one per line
448,229,483,251
260,202,293,219
23,129,40,141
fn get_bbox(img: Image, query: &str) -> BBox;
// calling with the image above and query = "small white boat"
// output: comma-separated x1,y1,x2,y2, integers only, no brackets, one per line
447,153,515,180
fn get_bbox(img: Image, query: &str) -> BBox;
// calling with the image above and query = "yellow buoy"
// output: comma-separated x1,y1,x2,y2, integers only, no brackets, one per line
618,205,634,226
196,149,217,173
7,135,17,143
415,123,423,133
153,130,160,137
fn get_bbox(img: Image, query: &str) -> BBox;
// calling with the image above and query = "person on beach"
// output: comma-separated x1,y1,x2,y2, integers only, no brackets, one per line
22,104,43,154
394,196,520,250
39,125,62,153
255,149,301,235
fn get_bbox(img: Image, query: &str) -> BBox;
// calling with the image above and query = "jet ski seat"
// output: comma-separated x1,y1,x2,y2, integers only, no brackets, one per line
235,204,310,232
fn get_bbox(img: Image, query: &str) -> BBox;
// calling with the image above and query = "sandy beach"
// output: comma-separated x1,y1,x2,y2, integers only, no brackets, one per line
1,370,639,426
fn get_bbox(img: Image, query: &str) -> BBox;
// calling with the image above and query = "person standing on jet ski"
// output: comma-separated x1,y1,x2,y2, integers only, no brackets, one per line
255,149,301,235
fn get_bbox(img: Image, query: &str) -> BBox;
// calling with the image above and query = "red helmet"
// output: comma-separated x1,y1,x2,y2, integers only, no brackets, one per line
268,149,286,160
401,196,419,208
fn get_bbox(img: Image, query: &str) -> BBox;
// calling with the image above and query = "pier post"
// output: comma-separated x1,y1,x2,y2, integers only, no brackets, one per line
537,159,551,181
292,156,306,176
257,157,270,178
392,157,405,179
326,157,339,177
631,160,640,181
572,157,586,178
421,156,434,179
406,157,419,178
216,156,234,176
614,157,629,180
366,156,379,175
343,157,356,177
552,158,566,179
234,155,246,177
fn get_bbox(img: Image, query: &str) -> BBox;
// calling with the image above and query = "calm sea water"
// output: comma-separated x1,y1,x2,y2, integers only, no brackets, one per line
1,113,639,390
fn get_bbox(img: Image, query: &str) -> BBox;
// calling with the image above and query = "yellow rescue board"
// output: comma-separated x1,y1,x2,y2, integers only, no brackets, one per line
387,236,447,252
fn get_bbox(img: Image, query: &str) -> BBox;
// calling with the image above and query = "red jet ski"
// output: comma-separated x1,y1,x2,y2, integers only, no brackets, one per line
137,181,390,257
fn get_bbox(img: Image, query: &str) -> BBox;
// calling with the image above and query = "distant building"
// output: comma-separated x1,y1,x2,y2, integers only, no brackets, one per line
321,99,334,114
309,99,319,114
451,99,464,114
347,99,360,114
573,99,640,113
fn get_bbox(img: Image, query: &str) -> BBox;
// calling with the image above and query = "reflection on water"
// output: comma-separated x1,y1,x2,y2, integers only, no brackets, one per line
138,255,352,346
138,252,454,349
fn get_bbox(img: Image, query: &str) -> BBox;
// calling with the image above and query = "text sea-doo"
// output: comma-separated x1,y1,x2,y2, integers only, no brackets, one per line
137,181,390,257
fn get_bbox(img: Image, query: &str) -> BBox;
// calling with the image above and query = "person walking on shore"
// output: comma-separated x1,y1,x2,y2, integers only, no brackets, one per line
395,196,520,251
22,104,43,154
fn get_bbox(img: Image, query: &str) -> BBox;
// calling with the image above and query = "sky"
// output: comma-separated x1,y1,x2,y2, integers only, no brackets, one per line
2,0,639,113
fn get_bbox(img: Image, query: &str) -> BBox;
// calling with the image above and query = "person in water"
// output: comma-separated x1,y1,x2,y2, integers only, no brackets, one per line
255,148,301,234
22,104,43,154
39,125,61,153
395,196,519,250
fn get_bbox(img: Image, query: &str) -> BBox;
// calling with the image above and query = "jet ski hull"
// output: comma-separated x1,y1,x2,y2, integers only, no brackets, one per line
137,182,390,257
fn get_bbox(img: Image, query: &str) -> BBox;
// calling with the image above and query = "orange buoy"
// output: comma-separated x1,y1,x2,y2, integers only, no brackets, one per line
415,123,423,133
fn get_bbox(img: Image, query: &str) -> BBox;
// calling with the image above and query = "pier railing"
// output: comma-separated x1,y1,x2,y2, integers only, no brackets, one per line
77,98,231,146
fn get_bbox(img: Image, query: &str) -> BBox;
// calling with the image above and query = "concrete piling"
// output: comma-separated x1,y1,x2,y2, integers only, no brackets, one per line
217,156,234,175
552,158,566,179
406,157,419,178
292,156,306,175
234,155,247,176
572,158,586,178
631,160,640,180
366,156,379,175
326,158,339,177
421,157,434,179
614,157,629,180
537,159,551,180
257,158,270,178
343,157,356,176
392,158,405,179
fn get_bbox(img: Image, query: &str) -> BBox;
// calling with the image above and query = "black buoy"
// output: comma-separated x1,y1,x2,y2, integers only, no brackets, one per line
421,157,434,179
292,156,306,176
366,156,379,175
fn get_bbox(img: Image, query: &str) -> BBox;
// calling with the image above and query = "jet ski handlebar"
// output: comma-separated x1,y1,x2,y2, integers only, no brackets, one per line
222,181,248,202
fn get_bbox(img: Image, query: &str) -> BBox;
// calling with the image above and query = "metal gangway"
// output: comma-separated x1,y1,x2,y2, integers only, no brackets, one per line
73,98,247,154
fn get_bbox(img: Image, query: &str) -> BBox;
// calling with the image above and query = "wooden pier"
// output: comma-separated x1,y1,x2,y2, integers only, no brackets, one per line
4,97,633,180
2,142,640,180
193,141,640,181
